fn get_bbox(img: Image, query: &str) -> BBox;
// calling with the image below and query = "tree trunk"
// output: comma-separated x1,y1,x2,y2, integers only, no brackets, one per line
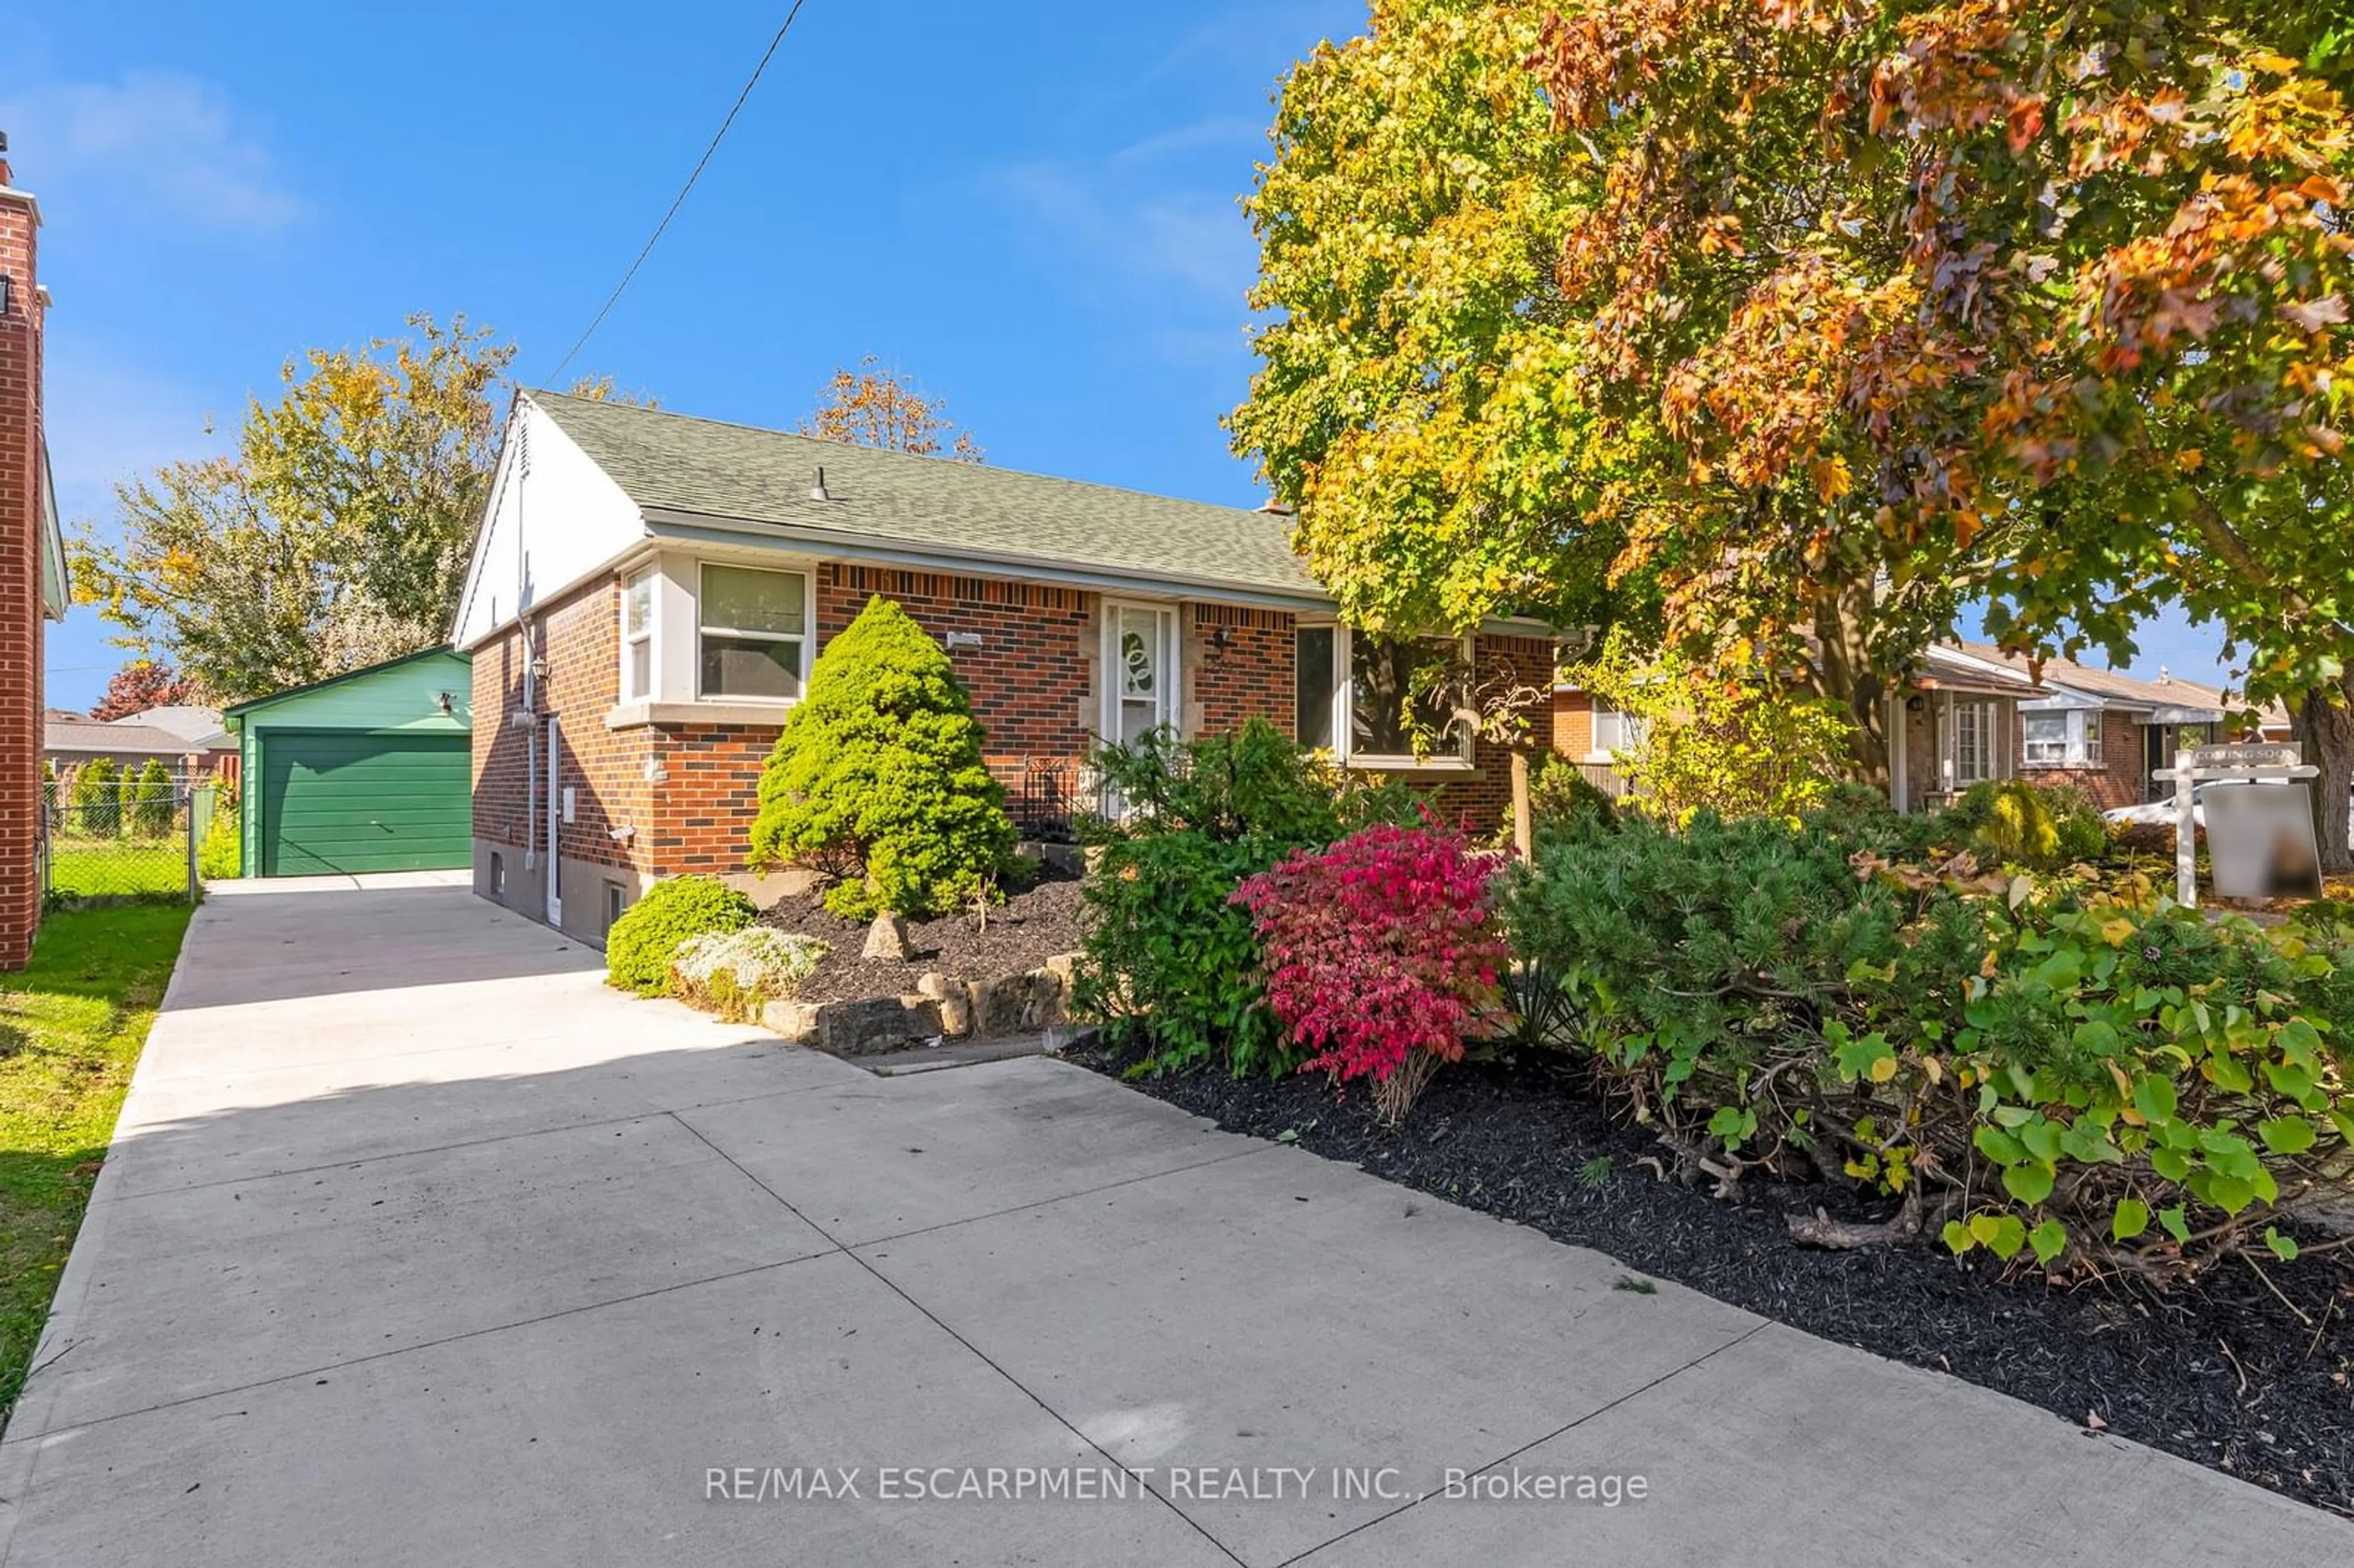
2297,680,2354,875
1509,749,1534,860
1810,578,1891,788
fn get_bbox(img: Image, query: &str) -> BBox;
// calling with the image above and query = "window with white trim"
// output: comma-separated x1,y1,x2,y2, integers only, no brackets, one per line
1953,700,1997,784
698,564,809,701
1293,625,1472,765
620,568,654,702
2082,710,2103,755
1589,699,1650,760
2022,711,2068,765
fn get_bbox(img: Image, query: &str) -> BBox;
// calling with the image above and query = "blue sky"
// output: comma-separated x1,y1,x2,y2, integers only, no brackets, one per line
8,0,2233,708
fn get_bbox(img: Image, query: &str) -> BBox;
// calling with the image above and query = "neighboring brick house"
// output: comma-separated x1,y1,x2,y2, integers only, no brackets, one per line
451,392,1557,944
1945,644,2250,811
1,141,69,971
1552,644,2044,813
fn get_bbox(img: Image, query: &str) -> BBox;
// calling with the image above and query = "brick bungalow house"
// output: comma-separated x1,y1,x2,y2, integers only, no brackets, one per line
451,392,1557,943
1945,644,2260,810
1552,643,2045,812
1,140,69,971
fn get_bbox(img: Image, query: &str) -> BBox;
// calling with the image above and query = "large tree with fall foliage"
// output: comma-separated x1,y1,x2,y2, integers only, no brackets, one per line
88,660,200,720
76,314,514,697
1804,3,2354,864
1233,0,1985,785
802,357,983,463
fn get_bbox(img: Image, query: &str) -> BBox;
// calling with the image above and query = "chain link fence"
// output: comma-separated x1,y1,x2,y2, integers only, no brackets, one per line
39,769,200,904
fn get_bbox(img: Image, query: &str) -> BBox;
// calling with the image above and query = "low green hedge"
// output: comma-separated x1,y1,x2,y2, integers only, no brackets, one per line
1501,811,2354,1277
604,876,757,997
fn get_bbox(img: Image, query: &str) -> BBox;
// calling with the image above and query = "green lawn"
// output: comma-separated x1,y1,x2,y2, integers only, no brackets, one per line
47,839,189,900
0,904,192,1419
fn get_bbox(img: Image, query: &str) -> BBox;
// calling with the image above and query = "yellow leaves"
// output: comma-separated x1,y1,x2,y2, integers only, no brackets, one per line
2176,447,2204,472
1808,452,1851,501
1697,213,1745,257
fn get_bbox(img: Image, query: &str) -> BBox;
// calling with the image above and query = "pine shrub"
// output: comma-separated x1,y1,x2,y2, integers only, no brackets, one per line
604,875,758,996
748,596,1014,920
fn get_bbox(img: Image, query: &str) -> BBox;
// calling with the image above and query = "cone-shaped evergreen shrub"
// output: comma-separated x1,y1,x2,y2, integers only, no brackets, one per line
749,595,1014,919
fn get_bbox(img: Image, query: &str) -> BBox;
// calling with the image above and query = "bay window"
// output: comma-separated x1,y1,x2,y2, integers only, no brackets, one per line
698,563,809,701
2021,711,2067,765
1293,624,1472,766
620,568,654,701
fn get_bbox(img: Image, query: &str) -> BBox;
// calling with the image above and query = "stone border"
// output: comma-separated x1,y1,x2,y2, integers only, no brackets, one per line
763,953,1080,1057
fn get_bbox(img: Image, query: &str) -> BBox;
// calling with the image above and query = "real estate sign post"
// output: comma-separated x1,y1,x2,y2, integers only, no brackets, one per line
2155,743,2317,908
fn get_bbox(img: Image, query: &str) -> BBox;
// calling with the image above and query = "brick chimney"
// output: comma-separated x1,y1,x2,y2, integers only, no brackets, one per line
0,134,48,969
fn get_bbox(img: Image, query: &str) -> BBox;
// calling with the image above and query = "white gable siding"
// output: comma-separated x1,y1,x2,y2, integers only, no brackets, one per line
450,397,645,648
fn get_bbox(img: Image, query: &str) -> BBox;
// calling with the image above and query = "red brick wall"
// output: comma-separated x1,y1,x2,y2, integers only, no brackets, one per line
1431,634,1560,830
1191,603,1295,736
471,578,660,878
820,563,1093,785
0,171,44,970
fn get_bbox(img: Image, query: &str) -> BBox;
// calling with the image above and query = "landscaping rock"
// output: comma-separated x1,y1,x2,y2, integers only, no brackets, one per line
862,912,914,962
818,994,939,1056
761,999,822,1045
969,967,1070,1036
916,972,973,1039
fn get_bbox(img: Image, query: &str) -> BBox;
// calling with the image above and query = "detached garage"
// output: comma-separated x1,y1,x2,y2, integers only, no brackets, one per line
223,647,474,877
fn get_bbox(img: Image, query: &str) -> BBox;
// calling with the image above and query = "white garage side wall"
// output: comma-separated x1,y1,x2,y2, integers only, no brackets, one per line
451,398,646,648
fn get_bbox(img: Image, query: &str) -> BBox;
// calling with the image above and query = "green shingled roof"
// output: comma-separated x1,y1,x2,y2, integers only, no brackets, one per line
530,390,1325,601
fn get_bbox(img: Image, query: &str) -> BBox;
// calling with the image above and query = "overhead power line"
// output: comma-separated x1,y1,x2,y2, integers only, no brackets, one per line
543,0,812,386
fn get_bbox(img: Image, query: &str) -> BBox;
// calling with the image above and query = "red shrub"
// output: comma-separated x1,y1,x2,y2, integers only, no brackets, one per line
1232,820,1510,1126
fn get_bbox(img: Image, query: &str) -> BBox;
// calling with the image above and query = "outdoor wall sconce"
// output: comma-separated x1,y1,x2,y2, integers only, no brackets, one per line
0,273,12,318
1206,627,1233,657
1905,695,1925,714
435,691,455,715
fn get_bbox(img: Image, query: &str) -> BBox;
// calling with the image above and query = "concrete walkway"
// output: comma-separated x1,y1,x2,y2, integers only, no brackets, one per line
0,877,2343,1566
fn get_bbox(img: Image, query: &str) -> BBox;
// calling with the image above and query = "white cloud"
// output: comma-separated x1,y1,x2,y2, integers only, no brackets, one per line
0,71,303,234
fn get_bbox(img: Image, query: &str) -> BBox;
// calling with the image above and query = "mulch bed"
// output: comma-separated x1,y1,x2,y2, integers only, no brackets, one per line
762,867,1086,1005
1068,1043,2354,1516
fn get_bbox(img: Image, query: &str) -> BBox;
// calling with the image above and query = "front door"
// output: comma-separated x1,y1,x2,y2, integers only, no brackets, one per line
1102,603,1179,745
544,715,563,927
2144,723,2168,803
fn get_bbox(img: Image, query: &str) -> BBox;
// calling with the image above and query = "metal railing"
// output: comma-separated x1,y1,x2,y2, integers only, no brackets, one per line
39,775,199,904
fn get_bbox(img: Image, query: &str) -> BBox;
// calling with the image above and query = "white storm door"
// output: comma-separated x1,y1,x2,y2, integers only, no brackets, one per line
1102,603,1179,745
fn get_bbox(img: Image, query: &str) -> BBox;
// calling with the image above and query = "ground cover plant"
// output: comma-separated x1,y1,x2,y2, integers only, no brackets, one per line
604,876,756,997
0,904,192,1418
669,927,828,1022
748,595,1014,920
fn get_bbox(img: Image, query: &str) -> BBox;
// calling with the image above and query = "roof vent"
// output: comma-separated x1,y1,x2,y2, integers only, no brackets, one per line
809,466,831,503
1257,496,1294,516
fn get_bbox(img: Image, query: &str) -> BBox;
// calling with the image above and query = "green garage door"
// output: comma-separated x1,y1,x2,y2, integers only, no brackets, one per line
259,731,471,875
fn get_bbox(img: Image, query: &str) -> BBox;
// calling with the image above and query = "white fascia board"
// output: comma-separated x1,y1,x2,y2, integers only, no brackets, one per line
640,508,1339,615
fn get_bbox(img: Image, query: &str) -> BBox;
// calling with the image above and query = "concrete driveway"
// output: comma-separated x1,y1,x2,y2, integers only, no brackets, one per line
0,877,2344,1566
